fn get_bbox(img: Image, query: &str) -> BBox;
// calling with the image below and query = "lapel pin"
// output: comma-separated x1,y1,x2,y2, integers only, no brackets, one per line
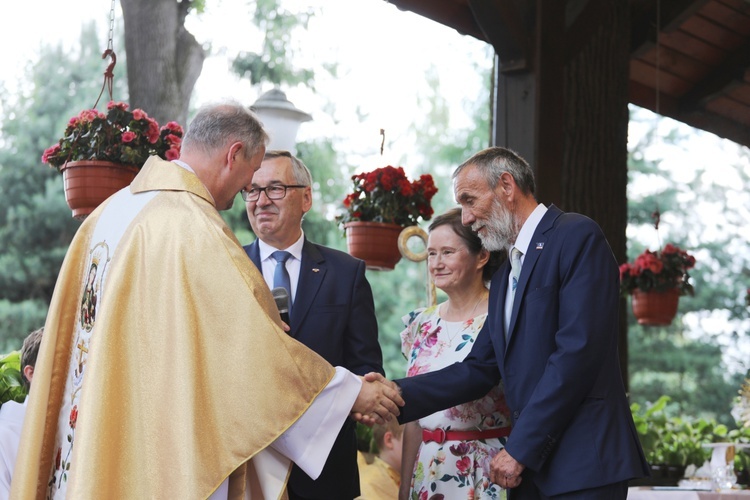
312,268,320,273
535,242,544,250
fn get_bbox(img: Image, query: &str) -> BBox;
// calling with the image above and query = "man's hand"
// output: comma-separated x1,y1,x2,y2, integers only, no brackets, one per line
350,373,404,426
363,371,402,393
490,449,525,489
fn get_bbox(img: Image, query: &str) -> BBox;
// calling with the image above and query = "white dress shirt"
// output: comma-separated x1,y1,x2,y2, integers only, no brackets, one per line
504,203,548,335
256,233,305,303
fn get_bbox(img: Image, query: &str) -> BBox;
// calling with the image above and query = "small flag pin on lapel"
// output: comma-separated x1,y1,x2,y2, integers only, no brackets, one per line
535,242,544,250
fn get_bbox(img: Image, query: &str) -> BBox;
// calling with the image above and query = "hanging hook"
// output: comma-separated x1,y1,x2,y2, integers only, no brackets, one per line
102,49,117,78
93,49,117,109
92,0,118,110
651,207,660,231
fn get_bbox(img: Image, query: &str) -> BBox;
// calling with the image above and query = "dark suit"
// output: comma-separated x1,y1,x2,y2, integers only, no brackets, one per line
396,206,649,498
245,238,383,500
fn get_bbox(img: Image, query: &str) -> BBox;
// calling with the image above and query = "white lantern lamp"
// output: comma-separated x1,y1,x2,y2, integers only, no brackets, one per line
250,88,312,154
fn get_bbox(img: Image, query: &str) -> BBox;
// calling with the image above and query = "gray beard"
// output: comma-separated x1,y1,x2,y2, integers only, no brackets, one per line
473,197,520,252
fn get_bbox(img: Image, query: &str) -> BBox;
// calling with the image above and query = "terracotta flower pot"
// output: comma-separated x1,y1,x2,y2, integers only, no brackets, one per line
61,160,138,220
631,288,680,326
344,221,404,271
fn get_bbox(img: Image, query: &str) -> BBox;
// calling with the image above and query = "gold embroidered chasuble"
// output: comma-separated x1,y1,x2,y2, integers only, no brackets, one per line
11,157,335,499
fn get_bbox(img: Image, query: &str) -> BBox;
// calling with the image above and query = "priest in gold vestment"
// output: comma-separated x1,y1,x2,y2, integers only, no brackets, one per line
11,102,402,499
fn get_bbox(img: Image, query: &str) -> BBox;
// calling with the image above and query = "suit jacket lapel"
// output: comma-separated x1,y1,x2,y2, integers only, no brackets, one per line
506,206,562,346
494,263,511,354
293,239,326,333
245,240,262,270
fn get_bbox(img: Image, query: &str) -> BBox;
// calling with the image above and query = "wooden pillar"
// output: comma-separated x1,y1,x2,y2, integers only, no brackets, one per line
485,0,631,389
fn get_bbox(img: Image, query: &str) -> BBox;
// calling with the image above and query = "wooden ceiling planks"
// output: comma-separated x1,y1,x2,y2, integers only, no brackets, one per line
383,0,750,148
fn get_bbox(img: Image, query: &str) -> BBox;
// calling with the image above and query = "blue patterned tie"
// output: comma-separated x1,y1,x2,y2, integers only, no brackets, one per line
510,247,523,298
271,251,293,315
506,247,523,340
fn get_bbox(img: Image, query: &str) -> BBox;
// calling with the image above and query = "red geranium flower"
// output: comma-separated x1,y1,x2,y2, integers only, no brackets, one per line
619,244,695,296
336,165,438,228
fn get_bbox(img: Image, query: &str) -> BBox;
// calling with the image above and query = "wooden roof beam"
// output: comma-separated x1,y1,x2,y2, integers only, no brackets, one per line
468,0,532,72
678,39,750,111
630,80,750,147
629,0,710,55
385,0,485,40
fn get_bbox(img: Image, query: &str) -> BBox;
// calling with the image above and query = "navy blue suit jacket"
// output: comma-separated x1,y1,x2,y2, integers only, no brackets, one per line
395,206,649,496
245,238,383,499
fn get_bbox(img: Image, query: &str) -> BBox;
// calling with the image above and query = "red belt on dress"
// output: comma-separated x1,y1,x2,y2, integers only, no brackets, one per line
422,426,511,445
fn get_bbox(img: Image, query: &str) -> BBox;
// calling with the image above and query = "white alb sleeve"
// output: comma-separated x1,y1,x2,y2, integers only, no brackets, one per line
270,366,361,479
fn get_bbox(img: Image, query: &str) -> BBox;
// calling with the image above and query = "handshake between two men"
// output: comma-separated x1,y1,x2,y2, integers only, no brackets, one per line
351,372,404,426
350,371,527,490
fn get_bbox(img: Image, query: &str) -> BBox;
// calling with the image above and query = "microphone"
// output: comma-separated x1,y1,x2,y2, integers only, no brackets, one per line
271,287,291,333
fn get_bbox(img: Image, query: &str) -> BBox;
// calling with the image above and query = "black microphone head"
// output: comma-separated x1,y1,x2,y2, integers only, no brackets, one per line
271,287,290,314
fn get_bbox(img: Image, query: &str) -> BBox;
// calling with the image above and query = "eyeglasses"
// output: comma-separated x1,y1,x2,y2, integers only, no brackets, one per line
241,184,307,202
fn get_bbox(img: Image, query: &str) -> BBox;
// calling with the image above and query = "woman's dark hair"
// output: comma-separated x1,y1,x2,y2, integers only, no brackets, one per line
428,207,505,281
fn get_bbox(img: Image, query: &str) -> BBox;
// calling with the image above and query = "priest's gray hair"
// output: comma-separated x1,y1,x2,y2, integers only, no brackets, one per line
182,100,270,160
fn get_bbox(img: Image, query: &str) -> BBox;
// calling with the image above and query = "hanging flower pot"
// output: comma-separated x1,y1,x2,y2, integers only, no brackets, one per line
344,221,403,271
61,161,138,220
41,101,184,220
335,165,438,271
619,239,696,326
631,288,680,326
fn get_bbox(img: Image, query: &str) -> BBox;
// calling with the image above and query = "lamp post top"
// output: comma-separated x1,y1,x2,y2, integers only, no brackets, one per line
251,88,312,123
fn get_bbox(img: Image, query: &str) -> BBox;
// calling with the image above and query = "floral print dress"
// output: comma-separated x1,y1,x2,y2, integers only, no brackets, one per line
401,305,511,500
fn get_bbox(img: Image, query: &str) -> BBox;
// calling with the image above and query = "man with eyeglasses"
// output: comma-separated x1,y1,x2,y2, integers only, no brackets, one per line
243,150,384,500
11,102,401,500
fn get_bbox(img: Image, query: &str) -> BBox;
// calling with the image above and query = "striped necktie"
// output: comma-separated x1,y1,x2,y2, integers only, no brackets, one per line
271,250,292,314
510,247,523,296
506,247,523,340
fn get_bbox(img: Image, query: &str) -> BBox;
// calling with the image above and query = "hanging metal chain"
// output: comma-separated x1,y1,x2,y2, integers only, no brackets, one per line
106,0,116,52
93,0,118,109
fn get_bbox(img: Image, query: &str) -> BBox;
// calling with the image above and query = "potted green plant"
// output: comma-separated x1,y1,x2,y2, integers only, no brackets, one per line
0,350,26,407
619,243,696,326
630,396,715,486
41,101,184,219
336,166,437,270
730,378,750,484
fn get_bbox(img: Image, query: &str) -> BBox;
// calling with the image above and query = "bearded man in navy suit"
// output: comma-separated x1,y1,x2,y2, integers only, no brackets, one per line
378,147,649,499
244,150,383,500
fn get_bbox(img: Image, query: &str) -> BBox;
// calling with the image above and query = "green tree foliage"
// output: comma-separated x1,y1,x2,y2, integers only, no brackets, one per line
629,324,744,425
413,62,492,170
366,55,494,379
231,0,315,88
0,23,126,352
297,138,345,248
626,107,750,424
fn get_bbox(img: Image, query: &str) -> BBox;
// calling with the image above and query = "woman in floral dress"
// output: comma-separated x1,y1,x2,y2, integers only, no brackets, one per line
399,208,511,500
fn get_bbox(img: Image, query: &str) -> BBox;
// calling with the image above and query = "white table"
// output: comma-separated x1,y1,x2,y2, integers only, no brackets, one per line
628,487,750,500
